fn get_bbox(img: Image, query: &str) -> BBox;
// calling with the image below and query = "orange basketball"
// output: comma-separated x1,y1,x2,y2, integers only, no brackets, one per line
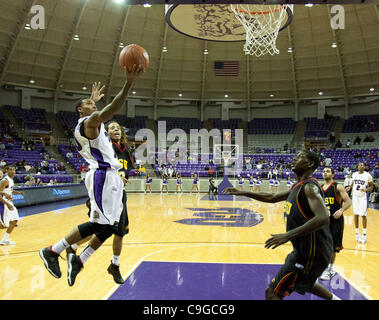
119,44,149,72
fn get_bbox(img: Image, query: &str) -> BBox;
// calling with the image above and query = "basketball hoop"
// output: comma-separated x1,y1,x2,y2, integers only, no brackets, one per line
230,4,294,57
222,151,232,167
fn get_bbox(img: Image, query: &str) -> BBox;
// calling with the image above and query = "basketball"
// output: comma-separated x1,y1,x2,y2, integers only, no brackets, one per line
119,44,149,72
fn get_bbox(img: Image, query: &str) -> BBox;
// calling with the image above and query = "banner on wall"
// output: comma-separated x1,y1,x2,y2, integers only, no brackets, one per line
13,183,88,207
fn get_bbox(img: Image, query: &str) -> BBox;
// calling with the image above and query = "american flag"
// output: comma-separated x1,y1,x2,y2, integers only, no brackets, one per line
214,61,239,76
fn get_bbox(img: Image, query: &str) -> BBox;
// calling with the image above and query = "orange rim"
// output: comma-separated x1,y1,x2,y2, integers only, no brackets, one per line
233,5,285,16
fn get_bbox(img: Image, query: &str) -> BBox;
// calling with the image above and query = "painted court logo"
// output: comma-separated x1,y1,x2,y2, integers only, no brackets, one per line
175,207,263,227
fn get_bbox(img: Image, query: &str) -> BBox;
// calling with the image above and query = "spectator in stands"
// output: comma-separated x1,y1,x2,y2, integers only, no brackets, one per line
354,151,363,159
363,135,370,143
375,162,379,170
79,163,88,181
208,166,215,177
369,135,374,142
346,139,351,148
324,156,332,166
367,152,374,160
245,157,251,170
41,160,49,173
36,178,43,186
47,179,55,186
0,169,3,180
337,165,344,173
15,160,24,172
66,151,73,158
139,165,146,176
58,162,66,172
329,131,335,144
0,159,7,167
353,136,361,145
334,139,342,149
168,165,174,178
0,140,5,150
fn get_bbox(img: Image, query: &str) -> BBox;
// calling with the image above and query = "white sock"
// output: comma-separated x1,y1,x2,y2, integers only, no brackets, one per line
51,238,70,255
79,245,95,265
71,243,79,250
363,228,367,236
112,255,120,266
331,293,341,300
355,228,359,234
1,232,10,241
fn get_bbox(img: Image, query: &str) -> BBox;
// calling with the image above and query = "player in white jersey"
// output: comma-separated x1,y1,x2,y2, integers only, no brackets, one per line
346,162,373,243
0,165,24,245
39,64,144,286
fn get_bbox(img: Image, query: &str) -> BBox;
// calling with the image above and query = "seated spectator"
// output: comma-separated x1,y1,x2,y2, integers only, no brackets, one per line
353,136,361,145
0,159,7,167
16,160,24,171
58,162,66,172
324,157,332,166
36,178,43,186
374,162,379,170
334,140,342,149
363,135,370,143
346,139,351,148
24,162,31,172
369,135,375,142
80,163,88,181
47,179,55,186
337,165,344,172
0,141,5,150
354,151,362,159
66,151,73,158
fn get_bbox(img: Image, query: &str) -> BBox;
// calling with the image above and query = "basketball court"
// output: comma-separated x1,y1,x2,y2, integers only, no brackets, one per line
0,192,378,300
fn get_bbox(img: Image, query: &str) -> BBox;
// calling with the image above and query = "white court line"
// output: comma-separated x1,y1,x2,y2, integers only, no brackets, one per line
101,242,376,300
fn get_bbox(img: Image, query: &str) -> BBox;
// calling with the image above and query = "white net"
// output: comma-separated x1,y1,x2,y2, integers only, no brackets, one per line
230,4,292,57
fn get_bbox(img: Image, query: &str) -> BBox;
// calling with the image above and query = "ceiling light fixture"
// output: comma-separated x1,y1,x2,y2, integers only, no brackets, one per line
25,24,31,30
162,46,167,52
143,3,152,8
288,47,293,53
331,43,337,48
318,91,323,96
30,80,35,84
370,88,375,92
224,94,229,98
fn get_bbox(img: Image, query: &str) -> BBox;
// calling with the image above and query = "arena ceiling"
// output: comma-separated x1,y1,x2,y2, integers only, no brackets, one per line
0,0,378,104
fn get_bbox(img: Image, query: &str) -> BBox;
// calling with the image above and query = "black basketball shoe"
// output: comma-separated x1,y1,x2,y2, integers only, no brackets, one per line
107,262,125,284
39,246,62,279
67,253,83,286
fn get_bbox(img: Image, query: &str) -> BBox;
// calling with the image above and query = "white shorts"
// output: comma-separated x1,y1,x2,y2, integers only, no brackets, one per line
85,169,123,226
352,196,368,216
0,202,19,228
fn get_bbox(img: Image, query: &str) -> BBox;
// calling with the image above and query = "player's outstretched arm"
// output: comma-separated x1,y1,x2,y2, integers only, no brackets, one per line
265,184,329,250
85,64,144,131
223,188,290,203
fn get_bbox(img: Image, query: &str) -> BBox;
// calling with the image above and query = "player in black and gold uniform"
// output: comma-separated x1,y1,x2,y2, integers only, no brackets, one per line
224,150,341,300
106,121,135,284
319,167,351,281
